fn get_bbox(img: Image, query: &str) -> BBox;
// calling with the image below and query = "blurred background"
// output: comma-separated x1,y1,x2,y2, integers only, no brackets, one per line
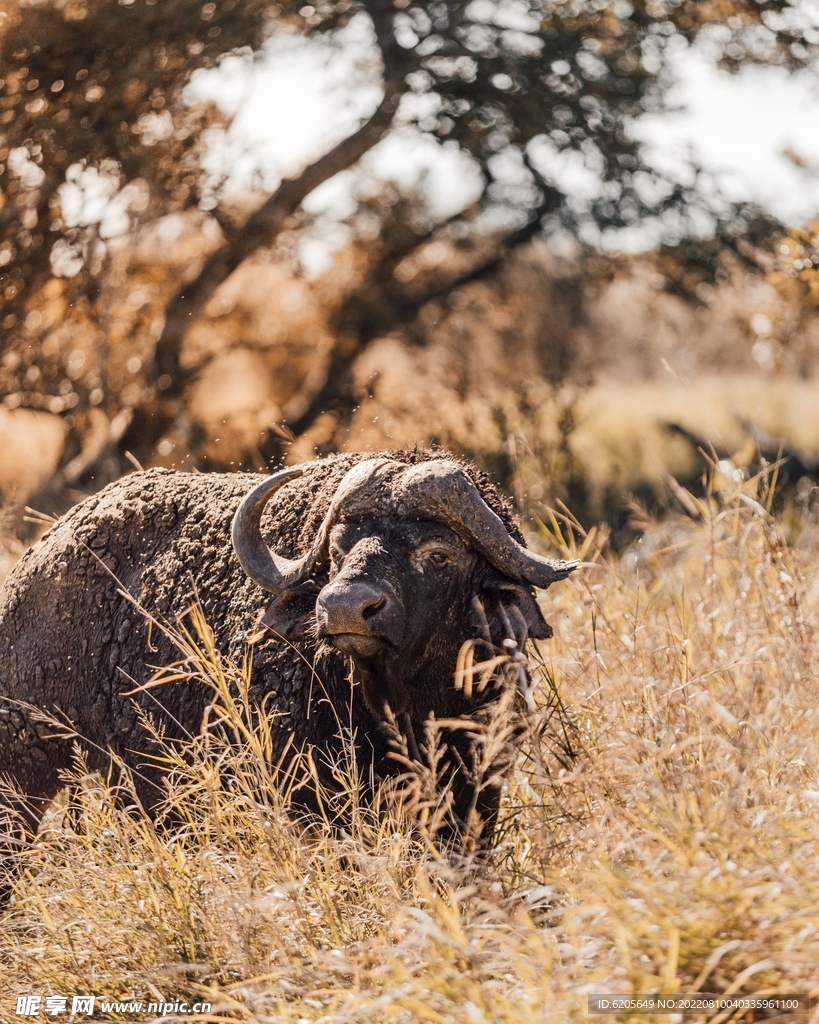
3,0,819,578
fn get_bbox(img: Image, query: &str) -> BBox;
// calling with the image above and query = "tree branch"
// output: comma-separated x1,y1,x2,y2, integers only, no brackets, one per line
148,0,407,396
286,187,562,439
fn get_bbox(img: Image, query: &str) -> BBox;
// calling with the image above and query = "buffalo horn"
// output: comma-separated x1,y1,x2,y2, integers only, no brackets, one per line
233,457,577,596
231,467,319,593
231,459,400,594
394,460,578,589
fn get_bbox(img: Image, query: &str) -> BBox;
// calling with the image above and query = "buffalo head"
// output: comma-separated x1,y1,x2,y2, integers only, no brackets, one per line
232,458,577,733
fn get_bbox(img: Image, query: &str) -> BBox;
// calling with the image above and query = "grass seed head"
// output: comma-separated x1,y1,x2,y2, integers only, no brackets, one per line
2,482,819,1020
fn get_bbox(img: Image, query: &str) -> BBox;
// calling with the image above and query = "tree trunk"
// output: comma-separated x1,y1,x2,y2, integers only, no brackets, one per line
147,1,407,398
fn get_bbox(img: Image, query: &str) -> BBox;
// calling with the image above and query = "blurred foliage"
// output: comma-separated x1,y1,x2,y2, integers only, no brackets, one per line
384,0,812,237
1,0,819,520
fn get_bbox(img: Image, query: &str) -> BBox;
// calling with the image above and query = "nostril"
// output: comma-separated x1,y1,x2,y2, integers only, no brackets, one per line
361,594,386,620
320,582,390,633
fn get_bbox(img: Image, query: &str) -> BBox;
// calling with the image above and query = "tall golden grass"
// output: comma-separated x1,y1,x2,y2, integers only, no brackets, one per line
2,476,819,1022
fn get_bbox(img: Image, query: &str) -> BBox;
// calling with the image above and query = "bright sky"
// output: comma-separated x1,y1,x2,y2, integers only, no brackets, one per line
186,18,819,265
637,50,819,227
188,15,483,221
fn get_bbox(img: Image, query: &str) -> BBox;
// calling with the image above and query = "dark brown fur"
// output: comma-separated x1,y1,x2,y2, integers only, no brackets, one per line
0,449,536,872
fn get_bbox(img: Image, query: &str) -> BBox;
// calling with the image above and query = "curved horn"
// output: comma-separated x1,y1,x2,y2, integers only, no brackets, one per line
231,467,319,593
232,458,405,595
394,460,579,589
233,457,577,595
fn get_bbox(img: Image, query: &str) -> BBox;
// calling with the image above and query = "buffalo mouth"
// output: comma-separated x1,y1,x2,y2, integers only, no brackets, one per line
326,632,390,659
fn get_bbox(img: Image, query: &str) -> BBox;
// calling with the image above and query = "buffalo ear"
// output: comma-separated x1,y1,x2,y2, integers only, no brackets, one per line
478,581,553,645
261,586,318,641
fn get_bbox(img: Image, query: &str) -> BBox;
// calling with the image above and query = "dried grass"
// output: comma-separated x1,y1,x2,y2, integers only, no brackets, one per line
2,480,819,1022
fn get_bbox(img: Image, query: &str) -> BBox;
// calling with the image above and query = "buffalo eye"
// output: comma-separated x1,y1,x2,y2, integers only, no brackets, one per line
427,550,451,567
329,544,345,567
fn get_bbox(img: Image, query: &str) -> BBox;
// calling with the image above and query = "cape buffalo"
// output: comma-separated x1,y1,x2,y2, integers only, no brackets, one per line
0,449,576,878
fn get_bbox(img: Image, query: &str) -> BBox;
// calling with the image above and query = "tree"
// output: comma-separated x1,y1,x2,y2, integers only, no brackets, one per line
0,0,816,491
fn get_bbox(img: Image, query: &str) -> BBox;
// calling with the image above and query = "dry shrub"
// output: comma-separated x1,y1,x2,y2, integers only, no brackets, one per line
326,363,819,532
2,482,819,1022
